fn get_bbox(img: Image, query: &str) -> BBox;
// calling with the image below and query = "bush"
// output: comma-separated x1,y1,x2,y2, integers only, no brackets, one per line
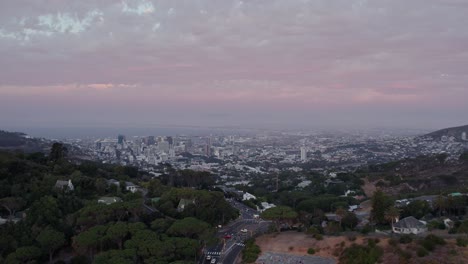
420,234,445,252
456,237,468,247
360,224,373,235
242,238,261,263
339,244,383,264
399,250,412,260
70,256,90,264
417,247,429,257
314,234,324,240
347,235,356,242
399,235,413,244
388,238,398,247
307,248,316,255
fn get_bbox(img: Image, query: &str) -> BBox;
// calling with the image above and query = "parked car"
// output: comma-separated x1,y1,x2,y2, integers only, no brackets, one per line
206,255,211,260
224,234,232,239
241,229,248,233
210,258,217,264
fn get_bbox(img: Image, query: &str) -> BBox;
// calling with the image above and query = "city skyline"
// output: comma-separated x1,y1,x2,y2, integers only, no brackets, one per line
1,0,468,130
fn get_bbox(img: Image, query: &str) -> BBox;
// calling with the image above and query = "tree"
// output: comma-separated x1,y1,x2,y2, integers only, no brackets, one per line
371,190,393,224
342,212,359,229
401,200,430,219
434,195,447,217
166,217,213,240
261,206,298,232
335,207,347,228
49,143,68,163
36,227,66,263
106,222,129,250
0,197,23,220
384,206,400,227
7,246,42,264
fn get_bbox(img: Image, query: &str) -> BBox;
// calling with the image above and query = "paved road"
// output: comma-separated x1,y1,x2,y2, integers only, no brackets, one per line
202,199,272,264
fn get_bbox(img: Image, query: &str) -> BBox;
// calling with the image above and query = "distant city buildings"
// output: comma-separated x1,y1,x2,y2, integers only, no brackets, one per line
300,146,307,162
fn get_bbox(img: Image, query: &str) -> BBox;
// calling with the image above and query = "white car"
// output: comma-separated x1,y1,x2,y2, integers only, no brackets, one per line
206,255,211,260
210,258,217,264
241,228,248,233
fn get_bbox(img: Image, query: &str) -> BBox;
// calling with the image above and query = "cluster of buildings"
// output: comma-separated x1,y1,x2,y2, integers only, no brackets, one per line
62,130,468,190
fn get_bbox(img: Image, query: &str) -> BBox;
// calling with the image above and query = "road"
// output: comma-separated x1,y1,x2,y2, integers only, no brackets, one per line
201,199,271,264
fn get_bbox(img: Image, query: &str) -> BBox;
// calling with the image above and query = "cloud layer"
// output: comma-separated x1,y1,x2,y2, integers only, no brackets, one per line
1,0,468,129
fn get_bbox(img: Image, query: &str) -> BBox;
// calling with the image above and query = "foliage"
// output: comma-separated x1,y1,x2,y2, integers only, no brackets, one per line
339,243,383,264
456,237,468,247
307,248,316,254
371,190,393,224
261,206,298,232
242,238,261,263
416,247,429,257
399,235,413,244
420,234,445,252
36,227,65,263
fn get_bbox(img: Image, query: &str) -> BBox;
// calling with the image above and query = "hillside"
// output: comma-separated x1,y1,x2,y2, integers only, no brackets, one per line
364,152,468,196
425,124,468,141
0,130,49,153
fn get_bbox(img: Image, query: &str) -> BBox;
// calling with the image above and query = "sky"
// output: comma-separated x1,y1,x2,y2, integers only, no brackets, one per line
1,0,468,134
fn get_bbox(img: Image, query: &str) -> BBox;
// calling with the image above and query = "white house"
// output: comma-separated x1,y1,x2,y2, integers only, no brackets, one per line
243,192,256,201
392,216,427,235
125,182,138,193
55,179,74,191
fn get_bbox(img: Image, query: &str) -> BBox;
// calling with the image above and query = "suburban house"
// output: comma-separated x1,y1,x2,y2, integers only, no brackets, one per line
55,179,74,191
392,216,427,234
177,199,195,212
98,197,122,205
125,182,138,193
107,179,120,187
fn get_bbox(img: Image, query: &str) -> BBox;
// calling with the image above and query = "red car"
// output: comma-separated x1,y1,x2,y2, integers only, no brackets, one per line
224,234,232,239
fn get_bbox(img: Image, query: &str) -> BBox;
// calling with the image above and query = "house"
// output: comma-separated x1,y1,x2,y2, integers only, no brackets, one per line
243,192,256,201
177,199,195,212
444,218,455,229
107,179,120,187
392,216,427,234
125,182,138,193
98,197,122,205
55,179,74,191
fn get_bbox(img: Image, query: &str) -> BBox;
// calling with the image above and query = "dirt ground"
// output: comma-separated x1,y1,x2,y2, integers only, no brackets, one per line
362,178,377,197
255,231,366,261
254,231,468,264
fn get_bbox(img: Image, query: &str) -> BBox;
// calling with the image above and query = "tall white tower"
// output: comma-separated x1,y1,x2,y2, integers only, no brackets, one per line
300,147,307,162
462,132,467,141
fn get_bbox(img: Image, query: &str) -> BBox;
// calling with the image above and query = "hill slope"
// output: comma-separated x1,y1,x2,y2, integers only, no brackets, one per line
425,124,468,141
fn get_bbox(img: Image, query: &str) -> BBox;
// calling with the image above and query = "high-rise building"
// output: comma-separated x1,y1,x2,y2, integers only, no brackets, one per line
147,136,156,145
300,146,307,161
118,135,126,144
462,132,467,141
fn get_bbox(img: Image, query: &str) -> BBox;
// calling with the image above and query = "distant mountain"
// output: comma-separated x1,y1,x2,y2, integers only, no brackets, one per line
0,130,50,153
424,124,468,141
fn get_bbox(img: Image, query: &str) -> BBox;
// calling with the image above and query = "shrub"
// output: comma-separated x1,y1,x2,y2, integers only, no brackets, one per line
339,244,383,264
289,246,294,251
347,235,356,242
417,247,429,257
399,235,413,244
399,250,412,260
314,234,324,240
425,234,446,245
388,238,398,247
456,237,468,247
420,234,445,252
361,224,373,235
307,248,316,255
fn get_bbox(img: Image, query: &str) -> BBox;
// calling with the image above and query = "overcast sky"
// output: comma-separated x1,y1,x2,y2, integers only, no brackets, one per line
1,0,467,132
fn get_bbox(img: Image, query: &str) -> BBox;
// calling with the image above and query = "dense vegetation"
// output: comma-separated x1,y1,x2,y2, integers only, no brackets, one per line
0,147,237,263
